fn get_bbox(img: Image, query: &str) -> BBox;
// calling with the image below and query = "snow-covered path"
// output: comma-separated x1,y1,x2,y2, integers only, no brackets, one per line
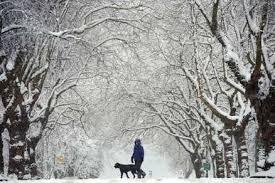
6,178,275,183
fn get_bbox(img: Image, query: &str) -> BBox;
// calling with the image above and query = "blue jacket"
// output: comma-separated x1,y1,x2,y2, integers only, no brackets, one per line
132,141,144,161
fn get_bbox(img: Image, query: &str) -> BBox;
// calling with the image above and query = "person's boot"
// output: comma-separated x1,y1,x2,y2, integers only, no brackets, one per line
142,172,146,178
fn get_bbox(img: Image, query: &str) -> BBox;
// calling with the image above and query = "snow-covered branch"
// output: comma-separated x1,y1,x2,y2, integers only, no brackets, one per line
45,17,145,39
243,0,259,34
0,24,26,34
179,57,238,124
194,0,251,86
83,4,144,21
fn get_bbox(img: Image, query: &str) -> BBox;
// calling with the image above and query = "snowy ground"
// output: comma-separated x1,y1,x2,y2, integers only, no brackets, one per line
5,178,275,183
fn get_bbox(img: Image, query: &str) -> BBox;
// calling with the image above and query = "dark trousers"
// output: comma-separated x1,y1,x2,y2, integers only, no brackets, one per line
135,160,145,178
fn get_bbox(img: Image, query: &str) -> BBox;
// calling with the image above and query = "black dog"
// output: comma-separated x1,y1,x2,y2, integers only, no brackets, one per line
114,162,146,178
114,162,138,178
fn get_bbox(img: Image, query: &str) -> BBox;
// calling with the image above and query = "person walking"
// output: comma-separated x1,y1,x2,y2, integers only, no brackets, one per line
131,138,146,178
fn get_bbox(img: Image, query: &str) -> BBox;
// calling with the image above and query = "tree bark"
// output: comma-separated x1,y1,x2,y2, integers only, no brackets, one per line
2,88,30,179
5,107,30,179
7,124,27,179
219,131,236,178
234,131,250,177
215,147,225,178
190,153,202,178
243,0,275,159
26,137,41,178
247,84,275,156
0,124,4,174
209,134,225,178
5,109,40,179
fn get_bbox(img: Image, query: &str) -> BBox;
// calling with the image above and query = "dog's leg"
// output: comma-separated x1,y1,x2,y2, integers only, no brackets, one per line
120,170,123,178
126,172,129,178
131,171,135,178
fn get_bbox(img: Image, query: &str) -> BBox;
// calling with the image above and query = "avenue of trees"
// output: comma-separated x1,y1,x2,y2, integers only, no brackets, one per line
0,0,274,179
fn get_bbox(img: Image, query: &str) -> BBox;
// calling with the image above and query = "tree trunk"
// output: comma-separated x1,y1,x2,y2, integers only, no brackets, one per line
246,81,275,169
211,157,216,178
209,135,225,178
248,93,275,155
219,131,236,178
0,101,6,175
7,116,40,179
190,153,202,178
244,0,275,162
184,166,193,178
2,91,30,179
29,146,37,178
234,131,250,177
215,148,225,178
0,125,4,174
26,138,40,178
7,122,28,179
